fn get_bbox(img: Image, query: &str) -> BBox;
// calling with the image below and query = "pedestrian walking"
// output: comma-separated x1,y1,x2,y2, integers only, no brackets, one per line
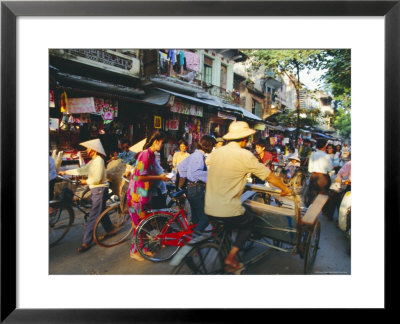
307,139,333,215
59,138,116,253
205,121,292,272
126,130,170,261
172,139,190,188
177,135,216,233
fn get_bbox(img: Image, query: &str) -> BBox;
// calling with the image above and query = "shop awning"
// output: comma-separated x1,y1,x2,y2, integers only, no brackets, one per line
157,88,263,122
312,132,336,139
51,68,145,99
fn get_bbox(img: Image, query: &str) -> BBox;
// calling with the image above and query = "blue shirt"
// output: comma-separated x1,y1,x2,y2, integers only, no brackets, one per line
177,150,208,183
49,156,57,180
118,150,135,165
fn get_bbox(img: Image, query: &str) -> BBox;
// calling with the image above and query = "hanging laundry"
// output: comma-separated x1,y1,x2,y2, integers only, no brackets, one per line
168,49,176,65
184,51,200,71
179,50,185,67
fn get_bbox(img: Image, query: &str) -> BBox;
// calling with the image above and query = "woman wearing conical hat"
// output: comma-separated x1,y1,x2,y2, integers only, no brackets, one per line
59,138,116,253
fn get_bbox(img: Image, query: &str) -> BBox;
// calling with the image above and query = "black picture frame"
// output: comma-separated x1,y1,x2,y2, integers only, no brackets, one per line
1,0,397,321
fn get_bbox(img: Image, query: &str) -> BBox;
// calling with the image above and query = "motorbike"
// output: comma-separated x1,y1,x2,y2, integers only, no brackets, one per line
330,179,351,255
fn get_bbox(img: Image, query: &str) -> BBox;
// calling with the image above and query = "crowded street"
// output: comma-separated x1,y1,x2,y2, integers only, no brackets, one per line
49,48,352,276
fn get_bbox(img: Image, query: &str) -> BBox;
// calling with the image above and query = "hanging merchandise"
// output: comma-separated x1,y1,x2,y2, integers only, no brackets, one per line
67,97,96,114
94,98,105,114
60,91,68,113
50,90,55,108
101,100,117,124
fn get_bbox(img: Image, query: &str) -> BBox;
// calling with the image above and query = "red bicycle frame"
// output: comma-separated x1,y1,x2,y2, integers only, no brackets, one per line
145,208,197,246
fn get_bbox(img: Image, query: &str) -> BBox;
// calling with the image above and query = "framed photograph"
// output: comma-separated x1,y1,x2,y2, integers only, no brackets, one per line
1,0,397,322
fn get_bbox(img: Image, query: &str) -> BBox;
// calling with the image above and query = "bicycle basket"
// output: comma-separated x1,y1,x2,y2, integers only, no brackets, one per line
54,180,79,200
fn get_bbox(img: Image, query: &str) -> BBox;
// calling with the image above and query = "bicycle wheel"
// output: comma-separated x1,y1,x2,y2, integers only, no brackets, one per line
93,203,132,247
171,242,225,275
304,220,321,274
135,213,184,262
49,205,74,247
80,187,92,208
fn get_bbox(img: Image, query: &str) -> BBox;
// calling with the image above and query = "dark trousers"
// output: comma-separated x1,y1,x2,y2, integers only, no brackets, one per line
83,186,113,245
49,179,56,200
208,212,255,250
308,173,331,215
186,183,208,232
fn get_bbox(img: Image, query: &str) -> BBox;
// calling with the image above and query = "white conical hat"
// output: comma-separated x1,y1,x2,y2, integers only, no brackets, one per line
80,138,106,156
129,138,146,153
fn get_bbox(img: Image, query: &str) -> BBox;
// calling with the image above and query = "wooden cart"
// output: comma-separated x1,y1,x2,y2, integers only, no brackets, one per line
242,184,328,274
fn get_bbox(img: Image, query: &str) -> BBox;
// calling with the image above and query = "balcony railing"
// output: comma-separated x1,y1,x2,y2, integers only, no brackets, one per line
50,49,140,78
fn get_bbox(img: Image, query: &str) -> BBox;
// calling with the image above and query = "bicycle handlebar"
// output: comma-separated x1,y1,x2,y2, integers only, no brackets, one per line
245,183,301,198
56,175,79,185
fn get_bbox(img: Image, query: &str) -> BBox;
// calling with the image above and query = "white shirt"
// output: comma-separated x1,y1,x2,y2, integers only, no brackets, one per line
308,150,333,174
65,155,107,189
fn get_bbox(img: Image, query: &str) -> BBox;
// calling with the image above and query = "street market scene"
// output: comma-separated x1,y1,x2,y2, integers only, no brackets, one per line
49,49,351,275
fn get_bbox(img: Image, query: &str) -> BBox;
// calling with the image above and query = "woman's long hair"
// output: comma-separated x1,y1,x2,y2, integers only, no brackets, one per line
143,130,167,150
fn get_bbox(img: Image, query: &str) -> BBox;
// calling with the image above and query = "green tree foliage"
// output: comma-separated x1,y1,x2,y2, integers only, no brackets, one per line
242,50,324,139
332,107,351,138
318,49,351,138
276,108,322,128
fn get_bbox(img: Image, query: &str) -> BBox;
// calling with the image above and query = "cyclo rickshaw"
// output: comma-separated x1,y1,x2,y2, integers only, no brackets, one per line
170,183,328,275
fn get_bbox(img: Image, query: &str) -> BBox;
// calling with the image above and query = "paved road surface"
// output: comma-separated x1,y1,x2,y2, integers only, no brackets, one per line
49,198,350,275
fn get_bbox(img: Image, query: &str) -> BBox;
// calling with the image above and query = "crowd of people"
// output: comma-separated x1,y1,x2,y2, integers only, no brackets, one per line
50,120,351,272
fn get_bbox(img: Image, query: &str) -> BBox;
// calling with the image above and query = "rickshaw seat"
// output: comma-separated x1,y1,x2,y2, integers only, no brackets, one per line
302,194,329,226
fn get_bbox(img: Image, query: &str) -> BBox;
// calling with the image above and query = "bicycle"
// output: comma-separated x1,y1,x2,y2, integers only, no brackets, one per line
49,175,95,247
133,187,196,262
92,177,183,248
171,185,325,275
92,175,132,247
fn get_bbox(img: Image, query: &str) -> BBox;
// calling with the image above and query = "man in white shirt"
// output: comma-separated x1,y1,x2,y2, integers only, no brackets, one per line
307,139,333,208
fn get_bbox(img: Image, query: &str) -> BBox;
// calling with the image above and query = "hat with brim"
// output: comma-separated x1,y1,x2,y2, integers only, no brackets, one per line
129,138,146,153
80,139,106,156
223,121,256,140
287,154,300,162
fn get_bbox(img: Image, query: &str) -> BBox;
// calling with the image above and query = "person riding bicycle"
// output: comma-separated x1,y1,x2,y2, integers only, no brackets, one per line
59,138,116,253
204,121,292,272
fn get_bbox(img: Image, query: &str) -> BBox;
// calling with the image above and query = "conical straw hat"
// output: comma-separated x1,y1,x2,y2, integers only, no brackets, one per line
79,138,106,156
129,138,146,153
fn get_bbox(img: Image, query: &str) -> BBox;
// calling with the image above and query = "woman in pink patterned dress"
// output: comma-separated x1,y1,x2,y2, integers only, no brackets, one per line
127,131,170,261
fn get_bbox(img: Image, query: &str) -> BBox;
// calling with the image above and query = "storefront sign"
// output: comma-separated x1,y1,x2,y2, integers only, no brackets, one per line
154,116,162,129
49,118,59,131
171,99,203,117
254,123,266,131
67,97,96,114
217,112,236,121
168,119,179,131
